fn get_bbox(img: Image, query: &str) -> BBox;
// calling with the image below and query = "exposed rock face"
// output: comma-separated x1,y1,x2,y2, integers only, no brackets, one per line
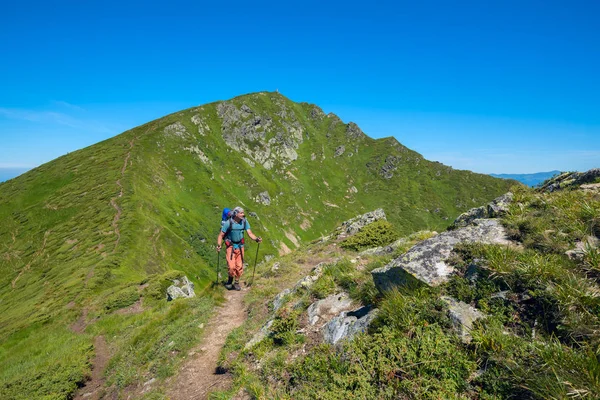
190,114,210,136
442,296,486,344
216,100,304,170
371,219,512,290
540,168,600,192
346,122,365,140
380,155,400,179
337,209,386,239
307,292,354,326
255,191,271,206
334,145,345,157
184,145,211,165
166,276,195,301
164,122,189,139
453,192,513,228
322,305,379,345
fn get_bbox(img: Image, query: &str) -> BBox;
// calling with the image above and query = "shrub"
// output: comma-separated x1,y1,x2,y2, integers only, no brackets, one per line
104,287,139,311
341,220,398,251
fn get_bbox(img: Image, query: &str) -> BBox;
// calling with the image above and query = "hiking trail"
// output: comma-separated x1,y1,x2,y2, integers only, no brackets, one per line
167,288,247,400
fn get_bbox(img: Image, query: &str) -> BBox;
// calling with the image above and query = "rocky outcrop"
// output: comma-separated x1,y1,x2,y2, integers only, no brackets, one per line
334,146,345,157
380,155,400,179
442,296,486,344
371,219,512,290
322,305,379,345
337,209,386,239
540,168,600,192
346,122,365,140
164,122,189,139
166,276,195,301
255,191,271,206
216,100,304,170
452,193,514,228
307,292,354,326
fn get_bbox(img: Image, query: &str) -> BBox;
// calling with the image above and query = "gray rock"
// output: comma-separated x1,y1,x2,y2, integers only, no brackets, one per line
453,193,513,228
338,209,386,239
307,292,354,326
163,122,189,139
166,276,195,301
255,191,271,206
334,146,345,157
380,155,399,179
245,319,274,350
540,168,600,192
272,289,292,312
565,236,599,261
322,306,379,345
346,122,364,140
372,219,512,290
442,296,486,344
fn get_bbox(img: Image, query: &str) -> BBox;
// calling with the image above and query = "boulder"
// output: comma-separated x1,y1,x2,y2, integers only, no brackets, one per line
372,219,511,290
322,305,379,345
441,296,486,344
307,292,354,326
166,276,195,301
453,193,513,228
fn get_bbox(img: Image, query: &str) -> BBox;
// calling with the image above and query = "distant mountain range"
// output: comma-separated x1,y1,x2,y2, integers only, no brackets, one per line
490,170,561,187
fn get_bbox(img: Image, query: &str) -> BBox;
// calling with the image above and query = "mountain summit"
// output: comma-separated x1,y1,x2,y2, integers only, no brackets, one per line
0,92,513,398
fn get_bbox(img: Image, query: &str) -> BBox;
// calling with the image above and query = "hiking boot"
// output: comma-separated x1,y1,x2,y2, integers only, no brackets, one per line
233,282,241,291
224,283,234,290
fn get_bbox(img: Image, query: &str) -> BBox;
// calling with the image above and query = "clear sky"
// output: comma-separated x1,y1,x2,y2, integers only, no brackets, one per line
1,0,599,179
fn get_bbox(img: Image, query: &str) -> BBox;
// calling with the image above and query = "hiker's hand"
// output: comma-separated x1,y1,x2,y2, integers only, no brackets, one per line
216,245,222,252
255,237,262,243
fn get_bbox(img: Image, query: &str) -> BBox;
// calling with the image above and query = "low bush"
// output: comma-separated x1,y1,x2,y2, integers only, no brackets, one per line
340,220,398,251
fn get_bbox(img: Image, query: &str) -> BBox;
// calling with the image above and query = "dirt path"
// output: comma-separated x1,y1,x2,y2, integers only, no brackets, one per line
167,288,247,400
74,336,110,400
110,138,135,254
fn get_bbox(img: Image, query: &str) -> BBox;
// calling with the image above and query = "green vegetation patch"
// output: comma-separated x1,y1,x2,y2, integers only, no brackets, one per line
340,220,399,251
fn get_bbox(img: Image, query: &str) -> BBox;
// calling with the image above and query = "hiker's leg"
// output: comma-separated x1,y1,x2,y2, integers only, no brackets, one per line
232,249,243,279
226,246,236,278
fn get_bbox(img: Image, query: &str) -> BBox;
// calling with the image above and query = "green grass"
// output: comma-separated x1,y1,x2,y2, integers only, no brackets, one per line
0,91,514,399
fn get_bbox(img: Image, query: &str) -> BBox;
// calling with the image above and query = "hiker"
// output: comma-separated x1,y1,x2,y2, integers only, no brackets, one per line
216,206,262,290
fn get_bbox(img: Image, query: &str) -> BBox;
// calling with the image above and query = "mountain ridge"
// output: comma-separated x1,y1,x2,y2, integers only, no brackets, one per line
0,91,515,399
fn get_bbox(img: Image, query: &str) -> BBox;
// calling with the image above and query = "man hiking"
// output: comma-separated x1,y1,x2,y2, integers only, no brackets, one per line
216,206,262,290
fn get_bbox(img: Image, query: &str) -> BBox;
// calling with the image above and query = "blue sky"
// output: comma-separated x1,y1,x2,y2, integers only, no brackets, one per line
1,0,599,179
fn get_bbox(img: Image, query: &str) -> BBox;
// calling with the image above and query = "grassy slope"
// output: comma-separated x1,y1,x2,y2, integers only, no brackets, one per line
0,92,513,398
217,183,600,399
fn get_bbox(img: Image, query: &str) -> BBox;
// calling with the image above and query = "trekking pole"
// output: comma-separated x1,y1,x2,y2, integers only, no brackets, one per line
215,248,221,285
250,242,260,286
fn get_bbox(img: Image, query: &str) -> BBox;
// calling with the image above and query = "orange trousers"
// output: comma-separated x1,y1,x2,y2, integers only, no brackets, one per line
225,246,245,279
